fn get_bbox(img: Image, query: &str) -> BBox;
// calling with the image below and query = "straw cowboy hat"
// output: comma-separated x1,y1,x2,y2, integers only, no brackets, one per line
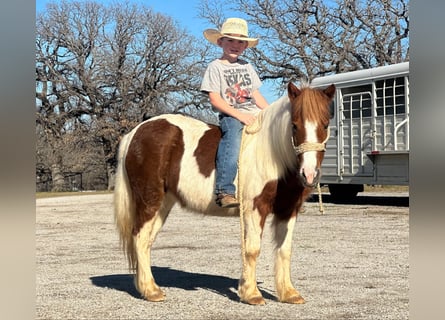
203,18,259,48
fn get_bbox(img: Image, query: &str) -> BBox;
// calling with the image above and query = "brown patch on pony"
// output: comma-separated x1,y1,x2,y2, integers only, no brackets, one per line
194,125,221,177
125,119,184,234
288,83,334,126
253,169,313,230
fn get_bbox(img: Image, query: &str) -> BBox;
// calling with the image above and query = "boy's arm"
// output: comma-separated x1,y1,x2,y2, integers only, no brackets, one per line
208,92,256,125
251,90,269,109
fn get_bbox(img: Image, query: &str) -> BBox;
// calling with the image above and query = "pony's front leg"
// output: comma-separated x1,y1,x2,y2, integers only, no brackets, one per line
274,215,305,304
238,209,265,305
134,213,167,302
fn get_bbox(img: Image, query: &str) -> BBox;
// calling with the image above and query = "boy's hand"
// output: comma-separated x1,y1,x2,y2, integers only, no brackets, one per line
237,113,256,126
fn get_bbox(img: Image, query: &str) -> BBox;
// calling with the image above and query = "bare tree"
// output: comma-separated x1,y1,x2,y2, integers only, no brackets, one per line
36,0,210,190
36,1,109,191
36,0,409,191
199,0,409,84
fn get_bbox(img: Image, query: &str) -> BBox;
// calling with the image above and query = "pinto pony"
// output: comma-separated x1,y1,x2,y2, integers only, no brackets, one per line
114,82,335,305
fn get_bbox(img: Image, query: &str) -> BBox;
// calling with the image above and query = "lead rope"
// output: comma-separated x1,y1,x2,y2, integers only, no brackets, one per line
237,113,264,286
317,182,325,214
237,132,246,286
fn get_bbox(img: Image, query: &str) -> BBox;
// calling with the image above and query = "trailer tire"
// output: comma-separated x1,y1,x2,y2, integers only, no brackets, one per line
328,184,364,202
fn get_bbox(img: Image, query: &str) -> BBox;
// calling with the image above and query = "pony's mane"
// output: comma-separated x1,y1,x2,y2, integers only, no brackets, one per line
248,84,330,177
248,94,295,176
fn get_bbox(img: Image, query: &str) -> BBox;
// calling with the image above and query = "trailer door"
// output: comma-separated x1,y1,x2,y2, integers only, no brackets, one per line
339,86,374,177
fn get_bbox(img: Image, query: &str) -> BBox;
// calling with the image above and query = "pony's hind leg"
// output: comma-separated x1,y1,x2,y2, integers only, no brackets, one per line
134,195,175,301
274,215,305,304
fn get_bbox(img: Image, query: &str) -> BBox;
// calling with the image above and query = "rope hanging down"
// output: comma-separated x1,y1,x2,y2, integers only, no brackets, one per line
237,115,267,282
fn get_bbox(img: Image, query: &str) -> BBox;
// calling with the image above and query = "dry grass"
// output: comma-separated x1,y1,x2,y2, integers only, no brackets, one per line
36,190,113,199
36,185,408,200
317,184,408,194
363,184,409,192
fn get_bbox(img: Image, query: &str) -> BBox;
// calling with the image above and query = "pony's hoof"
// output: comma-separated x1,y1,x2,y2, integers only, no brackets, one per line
282,294,305,304
241,296,266,305
143,289,166,302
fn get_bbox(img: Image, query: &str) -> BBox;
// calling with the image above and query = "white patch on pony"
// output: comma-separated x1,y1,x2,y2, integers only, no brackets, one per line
159,114,218,211
301,120,319,185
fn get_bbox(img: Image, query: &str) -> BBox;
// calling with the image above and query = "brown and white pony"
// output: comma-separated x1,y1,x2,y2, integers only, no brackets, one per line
114,82,335,305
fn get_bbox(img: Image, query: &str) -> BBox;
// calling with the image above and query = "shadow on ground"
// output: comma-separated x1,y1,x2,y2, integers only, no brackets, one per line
308,193,409,207
90,266,276,302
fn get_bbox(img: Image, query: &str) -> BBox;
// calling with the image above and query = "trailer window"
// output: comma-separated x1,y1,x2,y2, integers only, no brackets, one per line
341,77,407,119
375,77,406,116
341,85,372,119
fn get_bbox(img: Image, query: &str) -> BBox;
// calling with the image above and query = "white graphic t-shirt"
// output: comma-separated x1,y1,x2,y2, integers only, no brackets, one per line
201,59,263,115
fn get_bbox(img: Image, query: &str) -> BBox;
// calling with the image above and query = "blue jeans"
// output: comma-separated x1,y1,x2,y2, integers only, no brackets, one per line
215,116,244,196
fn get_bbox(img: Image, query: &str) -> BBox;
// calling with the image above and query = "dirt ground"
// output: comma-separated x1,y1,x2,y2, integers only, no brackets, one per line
36,191,408,320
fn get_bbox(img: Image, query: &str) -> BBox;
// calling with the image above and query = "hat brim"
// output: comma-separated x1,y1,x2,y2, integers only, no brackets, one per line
203,29,259,48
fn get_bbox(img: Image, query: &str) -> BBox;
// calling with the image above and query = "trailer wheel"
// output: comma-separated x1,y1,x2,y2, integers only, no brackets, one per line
328,184,364,202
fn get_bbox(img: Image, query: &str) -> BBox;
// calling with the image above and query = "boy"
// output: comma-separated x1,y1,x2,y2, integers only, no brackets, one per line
201,18,268,208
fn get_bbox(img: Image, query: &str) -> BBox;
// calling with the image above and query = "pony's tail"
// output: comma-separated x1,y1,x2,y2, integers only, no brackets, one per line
114,133,137,271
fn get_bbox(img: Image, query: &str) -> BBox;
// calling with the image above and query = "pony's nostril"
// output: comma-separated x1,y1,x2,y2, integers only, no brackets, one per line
300,168,321,188
300,170,308,185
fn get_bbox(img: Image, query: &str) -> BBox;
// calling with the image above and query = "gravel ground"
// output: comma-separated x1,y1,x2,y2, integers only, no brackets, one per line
36,191,408,320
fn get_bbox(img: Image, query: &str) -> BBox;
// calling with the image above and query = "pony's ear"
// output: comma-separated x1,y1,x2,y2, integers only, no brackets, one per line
323,84,336,100
287,82,301,99
329,101,335,119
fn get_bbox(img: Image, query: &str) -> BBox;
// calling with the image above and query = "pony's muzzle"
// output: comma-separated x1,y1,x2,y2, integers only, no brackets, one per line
300,168,320,188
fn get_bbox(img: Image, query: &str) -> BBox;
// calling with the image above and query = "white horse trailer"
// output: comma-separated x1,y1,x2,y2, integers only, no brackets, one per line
311,62,409,199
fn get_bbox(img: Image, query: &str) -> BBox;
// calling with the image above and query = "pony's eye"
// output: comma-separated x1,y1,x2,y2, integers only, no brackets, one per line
292,123,298,133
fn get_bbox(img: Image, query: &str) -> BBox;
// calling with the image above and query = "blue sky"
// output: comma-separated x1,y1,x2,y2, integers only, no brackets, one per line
36,0,281,102
36,0,247,42
36,0,207,37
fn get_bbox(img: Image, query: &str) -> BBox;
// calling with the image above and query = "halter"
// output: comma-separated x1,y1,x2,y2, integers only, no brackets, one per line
292,126,330,155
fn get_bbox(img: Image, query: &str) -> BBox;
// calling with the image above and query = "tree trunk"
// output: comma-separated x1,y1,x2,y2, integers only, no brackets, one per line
51,162,65,191
106,161,115,191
